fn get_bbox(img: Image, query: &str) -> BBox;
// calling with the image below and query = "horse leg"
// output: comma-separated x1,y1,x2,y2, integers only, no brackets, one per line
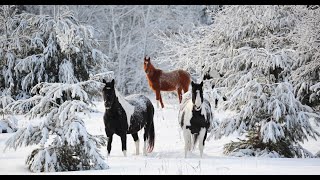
106,133,113,156
183,128,191,158
198,128,206,158
182,83,189,94
132,133,139,155
143,129,147,156
177,87,182,103
120,133,127,157
191,133,199,151
159,92,164,108
155,89,161,108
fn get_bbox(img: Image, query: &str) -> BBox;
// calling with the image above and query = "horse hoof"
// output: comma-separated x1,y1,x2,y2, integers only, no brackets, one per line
123,150,127,157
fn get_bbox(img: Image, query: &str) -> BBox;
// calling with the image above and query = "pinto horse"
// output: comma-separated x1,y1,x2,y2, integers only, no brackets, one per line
102,79,155,156
178,81,214,158
143,56,191,108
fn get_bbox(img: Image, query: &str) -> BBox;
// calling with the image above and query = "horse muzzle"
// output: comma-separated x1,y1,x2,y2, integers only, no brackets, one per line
194,105,201,111
104,102,112,110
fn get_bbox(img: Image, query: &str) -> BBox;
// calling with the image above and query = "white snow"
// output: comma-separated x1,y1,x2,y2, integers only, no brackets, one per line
1,95,320,174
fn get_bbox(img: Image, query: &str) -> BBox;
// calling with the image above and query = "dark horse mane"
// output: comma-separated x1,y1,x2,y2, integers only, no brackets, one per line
102,79,155,156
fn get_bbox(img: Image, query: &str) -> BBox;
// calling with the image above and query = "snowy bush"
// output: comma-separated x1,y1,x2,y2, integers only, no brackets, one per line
4,72,113,172
0,94,18,133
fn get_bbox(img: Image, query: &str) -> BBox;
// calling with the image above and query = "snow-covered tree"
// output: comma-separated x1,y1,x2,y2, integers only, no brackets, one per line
0,5,113,99
291,6,320,110
0,90,18,133
157,5,320,157
210,5,320,157
4,72,114,172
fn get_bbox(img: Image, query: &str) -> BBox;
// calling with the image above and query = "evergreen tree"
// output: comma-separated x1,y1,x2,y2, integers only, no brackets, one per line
291,6,320,110
0,5,113,99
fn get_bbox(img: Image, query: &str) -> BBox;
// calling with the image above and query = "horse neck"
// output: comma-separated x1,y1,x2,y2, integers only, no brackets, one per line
147,65,161,80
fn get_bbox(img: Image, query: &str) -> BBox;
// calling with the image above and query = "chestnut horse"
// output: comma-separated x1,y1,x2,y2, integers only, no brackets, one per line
143,56,191,108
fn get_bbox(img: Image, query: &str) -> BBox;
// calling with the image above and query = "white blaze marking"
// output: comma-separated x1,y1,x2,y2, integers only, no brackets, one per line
195,90,201,108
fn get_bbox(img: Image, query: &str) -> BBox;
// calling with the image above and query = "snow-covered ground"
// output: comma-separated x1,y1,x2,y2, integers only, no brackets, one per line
1,94,320,175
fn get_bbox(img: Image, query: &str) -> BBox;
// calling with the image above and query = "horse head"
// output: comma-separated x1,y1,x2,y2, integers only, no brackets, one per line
143,56,152,74
102,79,116,110
191,81,204,111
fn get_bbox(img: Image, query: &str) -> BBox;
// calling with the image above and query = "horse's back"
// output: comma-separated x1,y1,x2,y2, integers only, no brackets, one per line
124,94,154,134
159,69,190,90
177,69,190,79
125,94,153,111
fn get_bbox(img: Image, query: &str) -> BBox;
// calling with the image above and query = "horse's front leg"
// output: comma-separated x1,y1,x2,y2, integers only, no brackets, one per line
159,93,164,108
120,133,127,157
177,87,182,103
183,128,191,158
155,89,164,108
198,128,207,158
106,133,113,156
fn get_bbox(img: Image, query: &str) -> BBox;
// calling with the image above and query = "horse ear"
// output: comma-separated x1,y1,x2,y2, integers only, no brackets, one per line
111,79,115,86
191,81,195,87
200,81,203,87
103,79,107,84
147,57,150,61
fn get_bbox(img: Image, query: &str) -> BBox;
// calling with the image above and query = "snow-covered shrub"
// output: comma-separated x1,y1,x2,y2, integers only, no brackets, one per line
0,94,18,133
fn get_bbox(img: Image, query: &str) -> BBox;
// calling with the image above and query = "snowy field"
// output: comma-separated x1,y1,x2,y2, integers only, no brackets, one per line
1,95,320,175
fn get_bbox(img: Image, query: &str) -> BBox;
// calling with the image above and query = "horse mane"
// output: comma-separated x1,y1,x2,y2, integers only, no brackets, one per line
115,89,134,128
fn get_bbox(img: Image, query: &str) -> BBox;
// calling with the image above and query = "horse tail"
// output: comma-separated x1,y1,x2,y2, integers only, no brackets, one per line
146,102,155,153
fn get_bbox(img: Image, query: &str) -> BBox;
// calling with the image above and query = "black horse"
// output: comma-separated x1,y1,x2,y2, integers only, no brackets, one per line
178,81,214,158
102,79,155,156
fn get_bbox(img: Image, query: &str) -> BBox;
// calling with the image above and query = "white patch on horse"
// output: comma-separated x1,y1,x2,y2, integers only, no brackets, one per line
201,103,207,120
115,89,134,129
195,90,201,108
178,100,193,128
135,140,140,155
